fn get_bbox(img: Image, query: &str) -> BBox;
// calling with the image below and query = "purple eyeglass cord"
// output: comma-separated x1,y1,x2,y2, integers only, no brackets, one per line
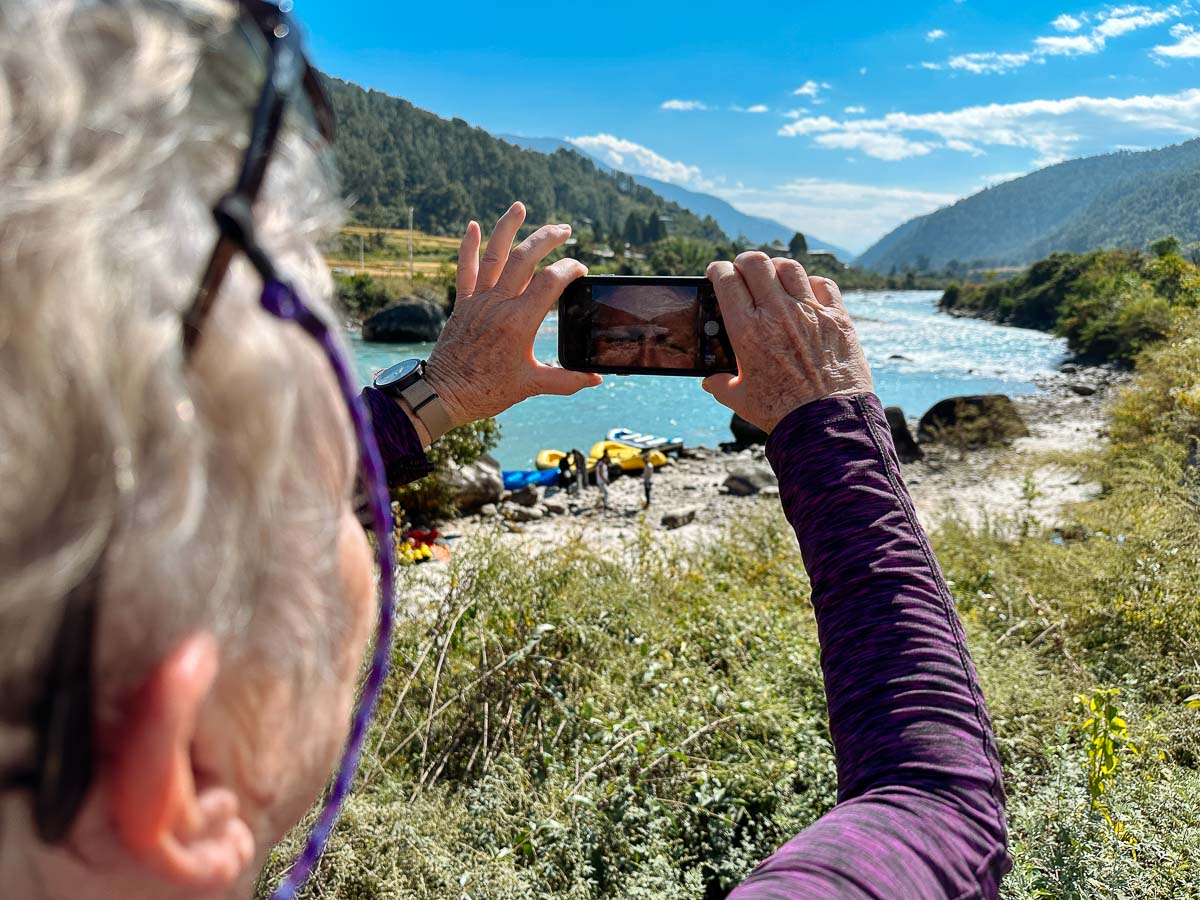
259,280,397,899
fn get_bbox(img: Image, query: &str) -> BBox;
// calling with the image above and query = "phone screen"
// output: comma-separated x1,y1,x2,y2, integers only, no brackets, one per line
558,277,737,376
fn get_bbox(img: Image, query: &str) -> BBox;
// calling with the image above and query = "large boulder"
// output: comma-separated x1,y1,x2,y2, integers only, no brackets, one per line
361,299,446,343
730,413,769,447
917,395,1029,448
884,406,923,463
441,453,503,513
723,465,778,496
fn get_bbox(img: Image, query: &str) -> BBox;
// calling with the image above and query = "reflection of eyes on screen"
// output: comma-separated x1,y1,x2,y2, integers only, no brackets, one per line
596,326,690,356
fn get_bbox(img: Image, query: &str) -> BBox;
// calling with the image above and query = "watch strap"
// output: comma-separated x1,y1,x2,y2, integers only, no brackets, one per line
399,373,453,442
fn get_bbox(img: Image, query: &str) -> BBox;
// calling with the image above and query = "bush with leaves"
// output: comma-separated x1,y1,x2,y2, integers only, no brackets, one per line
391,418,501,522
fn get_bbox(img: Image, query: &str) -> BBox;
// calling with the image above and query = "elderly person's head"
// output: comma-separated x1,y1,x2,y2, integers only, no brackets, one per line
0,1,377,895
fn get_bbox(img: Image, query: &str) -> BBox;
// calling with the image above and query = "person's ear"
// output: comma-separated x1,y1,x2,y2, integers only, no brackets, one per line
105,632,255,890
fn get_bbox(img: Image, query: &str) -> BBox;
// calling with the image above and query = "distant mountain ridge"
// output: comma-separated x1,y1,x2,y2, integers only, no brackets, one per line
501,135,854,260
858,139,1200,272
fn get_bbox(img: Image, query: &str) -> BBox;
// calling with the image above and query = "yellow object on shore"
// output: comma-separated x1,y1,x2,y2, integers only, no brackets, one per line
535,449,596,472
588,441,668,471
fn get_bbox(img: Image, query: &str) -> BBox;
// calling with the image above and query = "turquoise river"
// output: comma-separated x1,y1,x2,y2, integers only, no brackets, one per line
350,290,1067,470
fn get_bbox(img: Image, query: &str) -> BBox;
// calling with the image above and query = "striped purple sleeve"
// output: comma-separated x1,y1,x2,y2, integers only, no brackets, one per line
730,393,1011,900
361,386,434,485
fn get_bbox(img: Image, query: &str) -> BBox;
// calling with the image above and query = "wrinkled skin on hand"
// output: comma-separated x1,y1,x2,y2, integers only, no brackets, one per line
703,252,873,434
424,202,601,428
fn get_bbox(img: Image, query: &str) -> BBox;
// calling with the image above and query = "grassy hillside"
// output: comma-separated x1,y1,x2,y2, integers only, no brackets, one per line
326,77,726,244
940,242,1200,363
859,140,1200,272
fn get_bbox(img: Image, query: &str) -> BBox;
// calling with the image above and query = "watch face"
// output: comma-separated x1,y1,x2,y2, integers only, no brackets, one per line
374,358,423,390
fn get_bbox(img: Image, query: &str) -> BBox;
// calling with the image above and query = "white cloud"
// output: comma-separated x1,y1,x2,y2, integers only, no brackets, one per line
1154,23,1200,55
713,179,960,254
562,132,962,252
565,134,704,186
926,28,947,41
947,51,1034,72
777,88,1200,167
844,105,867,114
793,80,831,98
944,138,985,155
732,103,770,113
926,3,1186,74
660,99,708,111
814,132,935,160
1035,33,1102,54
1093,4,1180,38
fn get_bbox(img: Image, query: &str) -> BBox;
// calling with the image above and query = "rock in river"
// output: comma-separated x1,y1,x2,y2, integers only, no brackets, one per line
885,405,923,463
917,395,1029,447
361,299,446,343
730,413,768,447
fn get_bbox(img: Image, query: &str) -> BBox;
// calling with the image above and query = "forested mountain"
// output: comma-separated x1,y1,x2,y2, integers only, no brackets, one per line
324,77,726,242
500,135,853,258
858,139,1200,272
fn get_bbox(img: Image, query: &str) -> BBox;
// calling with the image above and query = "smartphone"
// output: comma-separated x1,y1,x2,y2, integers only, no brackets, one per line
557,275,737,376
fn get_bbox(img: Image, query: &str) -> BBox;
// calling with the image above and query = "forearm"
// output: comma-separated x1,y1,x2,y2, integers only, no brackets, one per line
732,393,1009,899
361,386,434,486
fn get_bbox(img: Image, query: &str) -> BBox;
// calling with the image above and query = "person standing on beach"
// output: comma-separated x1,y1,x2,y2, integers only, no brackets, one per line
597,451,611,510
642,453,654,508
557,455,572,490
572,448,587,494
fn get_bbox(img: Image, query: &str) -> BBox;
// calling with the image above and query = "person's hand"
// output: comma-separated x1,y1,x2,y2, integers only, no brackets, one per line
423,202,601,430
702,252,873,433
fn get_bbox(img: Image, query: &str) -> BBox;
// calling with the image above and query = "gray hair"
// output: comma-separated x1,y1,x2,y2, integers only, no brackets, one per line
0,0,355,772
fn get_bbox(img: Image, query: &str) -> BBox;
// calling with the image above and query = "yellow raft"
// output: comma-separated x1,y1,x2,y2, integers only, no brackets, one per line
536,449,596,472
535,443,667,472
589,441,668,471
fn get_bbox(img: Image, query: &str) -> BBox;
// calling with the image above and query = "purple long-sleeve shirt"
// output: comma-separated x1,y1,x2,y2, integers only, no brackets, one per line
364,387,1011,898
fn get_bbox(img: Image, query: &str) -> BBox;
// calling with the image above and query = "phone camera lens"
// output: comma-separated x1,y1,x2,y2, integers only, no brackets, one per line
704,321,720,336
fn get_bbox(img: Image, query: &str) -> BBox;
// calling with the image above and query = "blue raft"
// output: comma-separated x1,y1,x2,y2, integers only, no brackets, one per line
502,469,562,490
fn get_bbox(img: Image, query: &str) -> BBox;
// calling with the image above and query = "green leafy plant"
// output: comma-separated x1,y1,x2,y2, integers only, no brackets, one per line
392,418,501,522
1076,689,1134,813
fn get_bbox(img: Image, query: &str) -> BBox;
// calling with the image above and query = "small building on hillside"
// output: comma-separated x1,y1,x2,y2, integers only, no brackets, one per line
808,250,847,268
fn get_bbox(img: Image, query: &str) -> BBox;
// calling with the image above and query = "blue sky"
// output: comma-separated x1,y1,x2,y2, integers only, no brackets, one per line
297,0,1200,254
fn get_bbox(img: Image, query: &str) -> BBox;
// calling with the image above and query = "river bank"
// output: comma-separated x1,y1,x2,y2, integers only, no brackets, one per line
406,364,1128,573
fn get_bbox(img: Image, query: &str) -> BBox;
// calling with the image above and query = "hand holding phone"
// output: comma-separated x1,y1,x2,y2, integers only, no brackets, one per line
702,253,873,433
557,276,737,377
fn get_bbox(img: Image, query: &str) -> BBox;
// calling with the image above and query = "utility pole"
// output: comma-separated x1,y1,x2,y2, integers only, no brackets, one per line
408,206,415,279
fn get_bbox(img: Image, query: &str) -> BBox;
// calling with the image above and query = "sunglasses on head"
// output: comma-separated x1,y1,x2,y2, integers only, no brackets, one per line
17,4,398,898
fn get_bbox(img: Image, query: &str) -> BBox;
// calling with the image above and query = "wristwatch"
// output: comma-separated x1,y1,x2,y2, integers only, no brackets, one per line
373,359,453,443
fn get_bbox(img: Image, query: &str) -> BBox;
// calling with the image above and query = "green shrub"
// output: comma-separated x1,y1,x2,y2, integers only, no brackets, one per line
938,246,1200,363
337,273,449,323
392,418,501,523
